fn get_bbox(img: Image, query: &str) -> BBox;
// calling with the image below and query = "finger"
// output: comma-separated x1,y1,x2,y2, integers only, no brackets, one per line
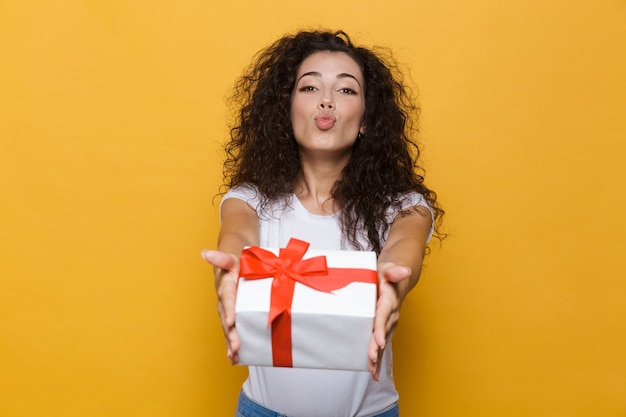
373,346,383,381
380,264,412,283
226,326,241,365
219,292,240,365
367,335,384,382
368,334,379,365
218,276,238,327
201,250,236,270
373,298,392,349
367,336,377,379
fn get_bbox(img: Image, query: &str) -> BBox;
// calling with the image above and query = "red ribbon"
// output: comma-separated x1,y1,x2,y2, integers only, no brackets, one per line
239,238,377,367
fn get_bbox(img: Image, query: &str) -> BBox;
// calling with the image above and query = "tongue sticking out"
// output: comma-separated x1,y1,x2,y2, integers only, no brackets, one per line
315,117,335,130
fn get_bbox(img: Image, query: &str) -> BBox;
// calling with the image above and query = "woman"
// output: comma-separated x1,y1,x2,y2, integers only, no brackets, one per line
203,30,444,417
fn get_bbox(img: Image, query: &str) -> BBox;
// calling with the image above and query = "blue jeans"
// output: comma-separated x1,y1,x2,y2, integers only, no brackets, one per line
235,390,400,417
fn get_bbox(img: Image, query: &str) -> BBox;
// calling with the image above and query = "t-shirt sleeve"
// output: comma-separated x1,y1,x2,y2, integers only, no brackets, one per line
386,192,435,243
219,185,261,222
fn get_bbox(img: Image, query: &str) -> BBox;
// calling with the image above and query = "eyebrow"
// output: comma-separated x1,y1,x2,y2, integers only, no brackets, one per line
296,71,362,88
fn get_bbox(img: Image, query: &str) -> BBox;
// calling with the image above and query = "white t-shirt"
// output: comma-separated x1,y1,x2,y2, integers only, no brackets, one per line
221,185,433,417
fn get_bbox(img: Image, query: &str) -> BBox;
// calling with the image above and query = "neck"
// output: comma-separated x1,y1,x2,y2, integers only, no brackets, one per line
293,156,348,215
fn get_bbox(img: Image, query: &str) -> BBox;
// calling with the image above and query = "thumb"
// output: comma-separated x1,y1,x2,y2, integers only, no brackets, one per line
380,264,412,283
201,250,237,270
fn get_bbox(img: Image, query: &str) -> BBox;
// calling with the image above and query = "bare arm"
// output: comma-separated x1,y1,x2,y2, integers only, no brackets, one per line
202,197,259,364
368,205,433,380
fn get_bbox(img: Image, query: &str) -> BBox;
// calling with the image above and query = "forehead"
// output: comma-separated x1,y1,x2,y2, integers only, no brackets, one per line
296,51,363,81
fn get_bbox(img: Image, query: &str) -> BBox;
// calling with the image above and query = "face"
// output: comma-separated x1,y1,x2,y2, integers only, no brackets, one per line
291,51,366,158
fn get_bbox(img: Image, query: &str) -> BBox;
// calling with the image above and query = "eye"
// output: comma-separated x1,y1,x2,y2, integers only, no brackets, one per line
298,85,317,92
339,88,357,95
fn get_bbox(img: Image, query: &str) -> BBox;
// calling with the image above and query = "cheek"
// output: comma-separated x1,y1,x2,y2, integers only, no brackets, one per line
350,104,366,126
290,99,310,130
290,98,302,118
345,97,366,120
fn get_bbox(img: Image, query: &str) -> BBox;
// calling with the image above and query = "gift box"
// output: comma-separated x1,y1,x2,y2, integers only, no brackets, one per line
235,238,378,371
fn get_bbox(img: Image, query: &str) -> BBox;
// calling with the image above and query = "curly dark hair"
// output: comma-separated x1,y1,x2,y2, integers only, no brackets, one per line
222,30,444,254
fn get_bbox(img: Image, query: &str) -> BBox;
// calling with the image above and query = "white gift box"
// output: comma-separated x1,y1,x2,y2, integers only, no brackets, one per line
235,241,377,371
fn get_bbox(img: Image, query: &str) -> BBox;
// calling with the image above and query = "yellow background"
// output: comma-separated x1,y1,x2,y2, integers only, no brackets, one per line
1,1,625,416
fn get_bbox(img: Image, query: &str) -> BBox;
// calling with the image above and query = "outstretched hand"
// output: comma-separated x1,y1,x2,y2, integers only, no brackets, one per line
201,250,241,365
368,262,412,381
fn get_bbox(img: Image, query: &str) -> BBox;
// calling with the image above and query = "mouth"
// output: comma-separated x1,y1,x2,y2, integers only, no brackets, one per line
314,112,336,130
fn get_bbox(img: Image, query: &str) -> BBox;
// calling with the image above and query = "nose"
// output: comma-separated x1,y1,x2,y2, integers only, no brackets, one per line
318,96,334,110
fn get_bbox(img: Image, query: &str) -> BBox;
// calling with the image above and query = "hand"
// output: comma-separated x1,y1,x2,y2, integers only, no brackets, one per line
201,250,241,365
368,262,412,381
